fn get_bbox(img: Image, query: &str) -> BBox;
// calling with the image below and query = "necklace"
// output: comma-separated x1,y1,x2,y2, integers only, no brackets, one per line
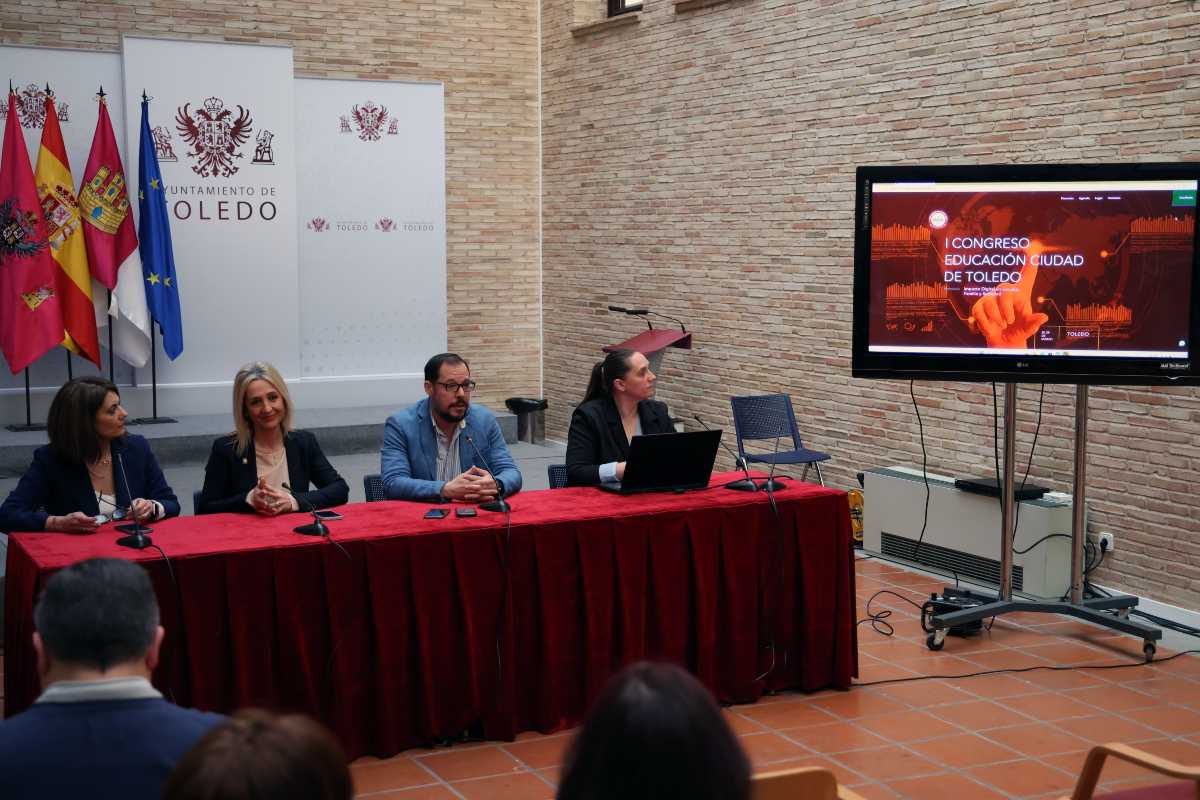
255,445,284,465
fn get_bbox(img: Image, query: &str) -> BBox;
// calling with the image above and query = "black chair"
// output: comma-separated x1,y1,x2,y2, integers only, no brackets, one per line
547,463,568,489
730,393,830,485
192,490,204,516
363,473,387,502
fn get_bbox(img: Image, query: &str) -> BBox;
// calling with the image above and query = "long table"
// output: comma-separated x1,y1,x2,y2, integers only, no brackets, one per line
4,473,857,759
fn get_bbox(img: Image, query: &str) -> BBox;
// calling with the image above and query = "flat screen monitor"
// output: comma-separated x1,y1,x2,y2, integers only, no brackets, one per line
852,163,1200,384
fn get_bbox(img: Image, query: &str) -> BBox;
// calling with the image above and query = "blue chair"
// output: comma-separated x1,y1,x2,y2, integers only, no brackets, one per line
363,473,387,502
730,393,829,486
547,463,568,489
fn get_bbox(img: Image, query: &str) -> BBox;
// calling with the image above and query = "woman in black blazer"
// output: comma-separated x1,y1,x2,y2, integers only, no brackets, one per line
0,377,180,533
565,349,675,487
197,362,348,515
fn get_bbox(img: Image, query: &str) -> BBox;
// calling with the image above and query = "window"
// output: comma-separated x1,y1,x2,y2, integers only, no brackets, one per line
608,0,642,16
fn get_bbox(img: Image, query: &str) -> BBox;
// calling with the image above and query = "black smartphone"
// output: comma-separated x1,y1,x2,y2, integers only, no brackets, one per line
424,508,449,519
314,510,343,521
455,507,477,518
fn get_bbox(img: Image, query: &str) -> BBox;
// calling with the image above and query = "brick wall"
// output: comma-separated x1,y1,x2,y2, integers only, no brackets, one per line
0,0,542,410
541,0,1200,607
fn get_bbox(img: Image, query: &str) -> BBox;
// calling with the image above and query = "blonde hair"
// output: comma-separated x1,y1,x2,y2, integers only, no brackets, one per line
231,361,293,456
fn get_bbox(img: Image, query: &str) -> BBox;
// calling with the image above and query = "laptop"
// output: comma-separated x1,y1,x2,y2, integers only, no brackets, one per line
598,429,722,495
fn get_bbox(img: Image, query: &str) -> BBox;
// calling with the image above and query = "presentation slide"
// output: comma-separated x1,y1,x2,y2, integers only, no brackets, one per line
867,180,1197,358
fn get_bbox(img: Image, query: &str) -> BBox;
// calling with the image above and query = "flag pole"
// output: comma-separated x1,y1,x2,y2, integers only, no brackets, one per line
126,89,175,427
107,290,114,379
65,349,73,380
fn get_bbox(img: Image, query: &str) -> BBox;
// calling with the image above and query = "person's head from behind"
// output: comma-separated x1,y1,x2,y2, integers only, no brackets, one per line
423,353,474,426
582,349,656,405
556,661,750,800
163,710,352,800
46,376,126,464
33,557,163,684
231,361,293,454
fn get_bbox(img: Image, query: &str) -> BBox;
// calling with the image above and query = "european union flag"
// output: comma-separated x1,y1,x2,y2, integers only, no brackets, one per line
137,93,183,359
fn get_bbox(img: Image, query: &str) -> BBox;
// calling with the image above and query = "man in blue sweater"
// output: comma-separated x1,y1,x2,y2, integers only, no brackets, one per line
381,352,522,502
0,557,222,799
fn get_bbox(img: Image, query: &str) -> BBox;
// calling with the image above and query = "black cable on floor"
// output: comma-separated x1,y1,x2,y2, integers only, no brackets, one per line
853,648,1200,688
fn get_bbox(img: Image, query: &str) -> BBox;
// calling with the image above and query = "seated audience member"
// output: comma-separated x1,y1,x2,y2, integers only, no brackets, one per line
0,377,180,533
565,349,673,487
197,361,348,515
556,661,750,800
163,710,352,800
0,558,222,798
381,352,522,502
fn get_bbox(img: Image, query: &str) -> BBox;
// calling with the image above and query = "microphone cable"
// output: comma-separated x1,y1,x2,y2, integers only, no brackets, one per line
755,421,787,684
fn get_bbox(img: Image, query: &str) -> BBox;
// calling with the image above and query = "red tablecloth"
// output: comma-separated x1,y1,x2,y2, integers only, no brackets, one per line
4,473,857,759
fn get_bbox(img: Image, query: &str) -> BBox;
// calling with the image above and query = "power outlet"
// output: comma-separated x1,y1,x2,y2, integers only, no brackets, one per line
1098,532,1115,552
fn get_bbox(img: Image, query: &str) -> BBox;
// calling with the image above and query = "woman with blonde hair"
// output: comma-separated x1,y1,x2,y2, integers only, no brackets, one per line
196,362,348,515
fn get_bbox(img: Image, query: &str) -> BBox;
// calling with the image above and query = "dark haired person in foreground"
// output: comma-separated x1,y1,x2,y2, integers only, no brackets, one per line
381,352,522,502
196,361,348,515
0,558,222,798
564,348,673,487
556,661,751,800
164,710,352,800
0,376,179,533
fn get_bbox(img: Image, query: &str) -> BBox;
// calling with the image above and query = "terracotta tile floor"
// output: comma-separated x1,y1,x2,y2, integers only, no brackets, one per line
340,556,1200,799
6,555,1200,799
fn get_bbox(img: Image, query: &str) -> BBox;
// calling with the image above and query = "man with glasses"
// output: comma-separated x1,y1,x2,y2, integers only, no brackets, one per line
381,353,523,502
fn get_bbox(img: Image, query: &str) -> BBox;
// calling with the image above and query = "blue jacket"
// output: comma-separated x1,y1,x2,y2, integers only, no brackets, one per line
381,398,522,501
0,696,222,799
0,434,181,533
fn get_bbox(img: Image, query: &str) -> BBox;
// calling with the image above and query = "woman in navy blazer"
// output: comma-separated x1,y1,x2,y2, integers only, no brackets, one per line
197,362,348,515
0,377,180,533
565,349,675,487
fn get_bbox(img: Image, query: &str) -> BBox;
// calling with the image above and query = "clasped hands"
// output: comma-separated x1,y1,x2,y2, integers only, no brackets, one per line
247,477,299,516
48,497,160,533
441,465,499,503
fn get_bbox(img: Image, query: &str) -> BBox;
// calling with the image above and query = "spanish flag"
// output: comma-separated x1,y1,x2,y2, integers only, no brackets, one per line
34,90,100,366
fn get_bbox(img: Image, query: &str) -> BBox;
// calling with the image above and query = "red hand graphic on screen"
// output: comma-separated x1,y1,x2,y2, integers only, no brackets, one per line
968,242,1050,348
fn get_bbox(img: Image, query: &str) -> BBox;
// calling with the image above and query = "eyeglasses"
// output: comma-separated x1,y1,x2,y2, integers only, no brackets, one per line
94,507,130,525
437,380,476,394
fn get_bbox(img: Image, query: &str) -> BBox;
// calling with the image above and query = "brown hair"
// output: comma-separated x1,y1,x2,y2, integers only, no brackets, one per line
582,348,637,405
46,376,121,464
163,710,352,800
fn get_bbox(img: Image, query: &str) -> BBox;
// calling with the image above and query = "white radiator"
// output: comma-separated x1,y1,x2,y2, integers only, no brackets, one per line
862,466,1077,599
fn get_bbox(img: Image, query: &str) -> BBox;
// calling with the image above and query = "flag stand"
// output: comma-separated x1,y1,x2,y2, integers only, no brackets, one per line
126,327,175,425
6,368,47,432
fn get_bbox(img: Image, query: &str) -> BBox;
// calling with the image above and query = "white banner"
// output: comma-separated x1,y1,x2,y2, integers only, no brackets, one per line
294,78,447,380
0,46,129,390
121,36,299,383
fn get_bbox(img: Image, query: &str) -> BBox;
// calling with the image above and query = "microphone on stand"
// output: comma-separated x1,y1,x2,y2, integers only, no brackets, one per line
607,305,653,330
465,433,510,513
760,422,787,494
114,449,153,549
693,414,758,492
281,482,329,536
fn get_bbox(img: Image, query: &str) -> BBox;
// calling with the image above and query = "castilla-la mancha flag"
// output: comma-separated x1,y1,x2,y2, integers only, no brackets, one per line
35,91,100,366
0,89,65,373
80,92,151,367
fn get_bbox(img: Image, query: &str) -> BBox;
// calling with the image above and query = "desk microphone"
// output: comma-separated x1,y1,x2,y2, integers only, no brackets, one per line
281,482,329,536
465,433,510,513
692,414,757,492
114,449,153,549
760,421,787,495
